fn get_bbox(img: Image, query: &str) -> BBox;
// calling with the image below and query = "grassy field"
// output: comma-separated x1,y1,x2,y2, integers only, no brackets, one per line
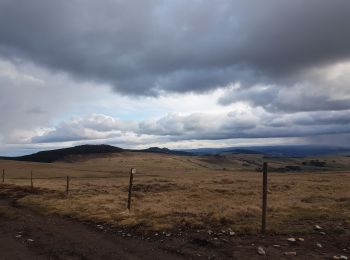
0,152,349,234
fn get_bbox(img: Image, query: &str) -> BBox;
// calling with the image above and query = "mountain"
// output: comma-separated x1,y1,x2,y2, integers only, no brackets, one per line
0,144,124,163
181,145,350,157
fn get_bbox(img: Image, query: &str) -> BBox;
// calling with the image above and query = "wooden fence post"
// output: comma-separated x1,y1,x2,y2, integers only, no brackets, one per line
66,176,70,195
30,170,33,189
127,168,136,210
261,162,268,234
2,169,4,183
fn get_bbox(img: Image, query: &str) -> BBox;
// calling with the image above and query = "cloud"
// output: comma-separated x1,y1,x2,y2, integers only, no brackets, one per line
31,109,350,145
32,114,137,143
138,110,261,139
1,0,350,95
218,61,350,112
0,58,114,145
0,60,56,142
219,84,350,112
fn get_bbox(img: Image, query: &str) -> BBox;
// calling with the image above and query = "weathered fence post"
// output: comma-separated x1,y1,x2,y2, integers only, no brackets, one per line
30,170,33,189
66,176,70,195
2,169,4,183
261,162,268,234
127,168,136,210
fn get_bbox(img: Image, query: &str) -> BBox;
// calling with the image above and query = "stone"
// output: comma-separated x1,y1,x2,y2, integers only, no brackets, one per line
27,238,34,242
320,231,326,235
333,256,348,260
207,230,213,235
298,238,304,242
272,245,281,248
316,243,322,248
314,225,322,230
257,246,266,255
96,224,104,230
229,231,235,236
287,238,296,242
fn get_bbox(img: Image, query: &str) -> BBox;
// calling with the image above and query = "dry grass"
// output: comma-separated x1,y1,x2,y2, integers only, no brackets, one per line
0,152,349,234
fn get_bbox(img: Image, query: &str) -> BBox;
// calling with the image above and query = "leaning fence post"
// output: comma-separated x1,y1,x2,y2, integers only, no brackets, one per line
66,176,70,195
30,170,33,189
127,168,136,210
2,169,4,183
261,162,268,234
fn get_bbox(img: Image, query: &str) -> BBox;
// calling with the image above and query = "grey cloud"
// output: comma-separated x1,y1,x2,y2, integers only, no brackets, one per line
138,112,258,137
1,0,350,95
284,112,350,126
218,79,350,113
25,107,46,115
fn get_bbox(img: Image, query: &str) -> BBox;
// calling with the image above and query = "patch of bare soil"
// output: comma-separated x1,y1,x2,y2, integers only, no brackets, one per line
0,185,349,259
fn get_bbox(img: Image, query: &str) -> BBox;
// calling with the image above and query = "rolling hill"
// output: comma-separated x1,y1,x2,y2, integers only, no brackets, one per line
0,144,124,163
0,144,193,163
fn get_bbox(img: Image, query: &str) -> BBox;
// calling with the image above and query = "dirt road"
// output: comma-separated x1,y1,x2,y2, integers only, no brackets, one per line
0,185,349,259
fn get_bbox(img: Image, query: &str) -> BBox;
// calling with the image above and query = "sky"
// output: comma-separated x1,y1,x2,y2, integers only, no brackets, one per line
1,0,350,156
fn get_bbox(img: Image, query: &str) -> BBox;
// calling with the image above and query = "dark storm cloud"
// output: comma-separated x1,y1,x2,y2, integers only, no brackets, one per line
1,0,350,95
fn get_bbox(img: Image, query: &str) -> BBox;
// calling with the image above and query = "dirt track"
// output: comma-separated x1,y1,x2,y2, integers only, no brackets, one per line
0,186,349,259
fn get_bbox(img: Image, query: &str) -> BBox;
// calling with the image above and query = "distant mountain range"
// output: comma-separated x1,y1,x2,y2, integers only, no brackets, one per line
181,145,350,157
1,144,349,163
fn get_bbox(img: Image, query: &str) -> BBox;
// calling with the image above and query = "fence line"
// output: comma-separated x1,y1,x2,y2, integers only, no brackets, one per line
261,162,268,234
1,164,270,232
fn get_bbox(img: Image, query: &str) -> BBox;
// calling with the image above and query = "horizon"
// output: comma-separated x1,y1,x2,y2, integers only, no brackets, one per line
2,143,350,157
1,1,350,155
